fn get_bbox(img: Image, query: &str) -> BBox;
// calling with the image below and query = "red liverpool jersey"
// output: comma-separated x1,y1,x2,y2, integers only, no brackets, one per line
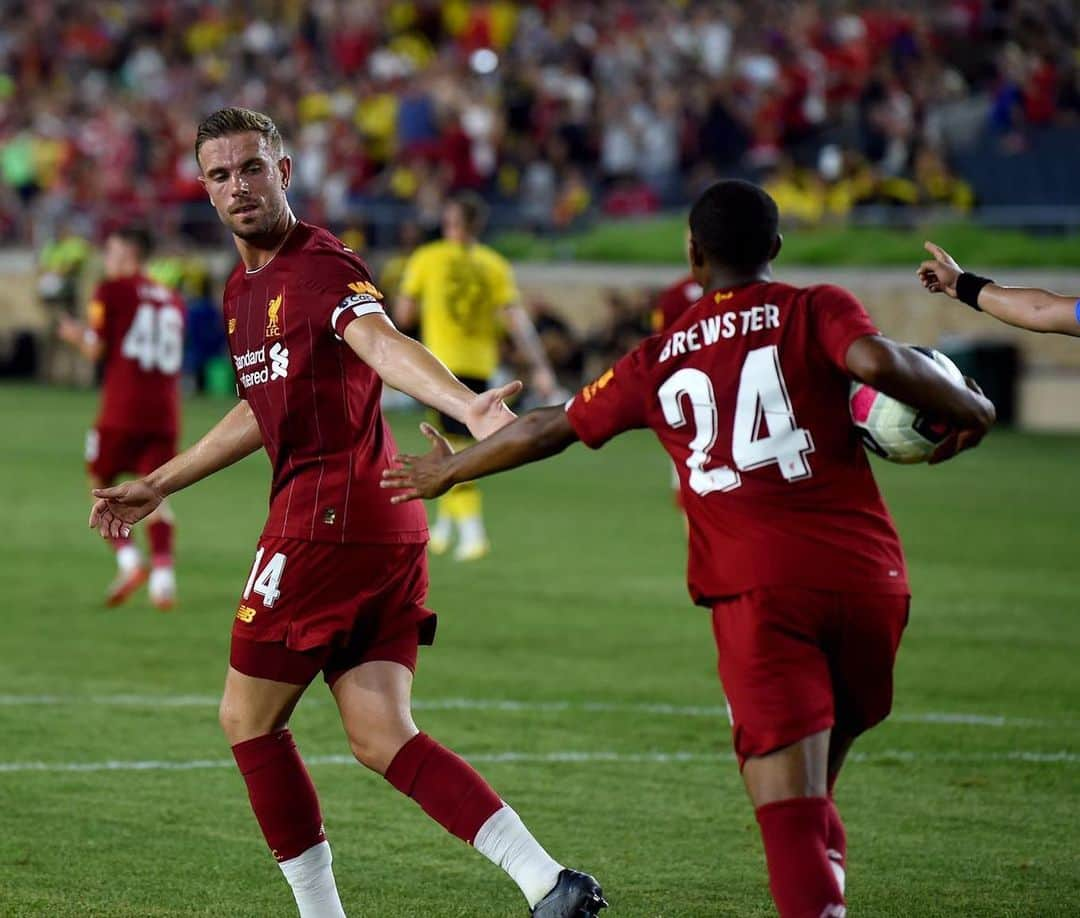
567,281,908,604
89,275,185,436
223,221,428,545
652,275,704,333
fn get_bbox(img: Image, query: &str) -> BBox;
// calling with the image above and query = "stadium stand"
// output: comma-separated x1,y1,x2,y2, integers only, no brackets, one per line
1,0,1080,247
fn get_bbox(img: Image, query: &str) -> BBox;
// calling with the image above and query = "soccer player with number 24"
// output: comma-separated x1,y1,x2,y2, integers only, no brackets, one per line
89,108,605,918
384,181,996,917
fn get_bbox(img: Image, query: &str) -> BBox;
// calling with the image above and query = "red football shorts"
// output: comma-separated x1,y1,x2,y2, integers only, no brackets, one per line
229,538,436,688
85,427,177,482
711,587,910,767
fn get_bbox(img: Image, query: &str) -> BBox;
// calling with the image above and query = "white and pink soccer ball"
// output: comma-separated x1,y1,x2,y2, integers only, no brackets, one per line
849,347,964,464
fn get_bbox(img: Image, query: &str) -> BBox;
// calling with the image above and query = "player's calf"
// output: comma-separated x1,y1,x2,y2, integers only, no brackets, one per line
756,796,846,917
232,731,345,918
104,538,147,607
825,798,847,895
743,734,845,918
383,731,604,912
146,503,176,610
222,671,343,918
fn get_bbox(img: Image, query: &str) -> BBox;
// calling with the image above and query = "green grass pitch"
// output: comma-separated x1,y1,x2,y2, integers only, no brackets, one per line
0,384,1077,917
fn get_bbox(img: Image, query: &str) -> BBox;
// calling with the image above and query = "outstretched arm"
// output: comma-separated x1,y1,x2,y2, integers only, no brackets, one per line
845,335,996,463
918,241,1080,336
89,400,263,538
381,406,579,502
56,316,106,362
343,313,521,439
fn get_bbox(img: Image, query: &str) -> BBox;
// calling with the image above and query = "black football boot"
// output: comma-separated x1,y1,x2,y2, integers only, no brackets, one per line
530,869,608,917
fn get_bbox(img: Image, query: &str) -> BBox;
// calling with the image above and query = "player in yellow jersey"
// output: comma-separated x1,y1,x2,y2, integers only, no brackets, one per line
395,193,557,560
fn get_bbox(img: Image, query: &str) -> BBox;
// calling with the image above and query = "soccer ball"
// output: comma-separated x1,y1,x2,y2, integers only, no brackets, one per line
849,347,964,464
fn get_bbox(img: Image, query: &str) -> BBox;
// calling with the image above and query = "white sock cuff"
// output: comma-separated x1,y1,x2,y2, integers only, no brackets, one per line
473,804,563,908
278,841,346,918
457,515,487,544
473,802,511,850
116,544,142,573
279,840,332,887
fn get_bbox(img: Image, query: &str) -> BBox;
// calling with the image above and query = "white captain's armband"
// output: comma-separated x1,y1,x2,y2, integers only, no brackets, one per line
332,292,386,340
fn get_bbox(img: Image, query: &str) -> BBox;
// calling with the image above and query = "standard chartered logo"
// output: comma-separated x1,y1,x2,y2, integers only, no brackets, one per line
234,342,289,388
270,342,290,380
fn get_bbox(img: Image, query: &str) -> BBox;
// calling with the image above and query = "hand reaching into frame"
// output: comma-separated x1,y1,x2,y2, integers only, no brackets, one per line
381,423,457,504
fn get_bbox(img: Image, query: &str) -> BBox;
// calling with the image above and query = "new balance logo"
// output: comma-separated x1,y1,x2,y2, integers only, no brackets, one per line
270,341,290,380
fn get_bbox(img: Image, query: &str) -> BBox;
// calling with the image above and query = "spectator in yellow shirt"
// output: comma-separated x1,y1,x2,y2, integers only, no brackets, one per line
395,193,556,560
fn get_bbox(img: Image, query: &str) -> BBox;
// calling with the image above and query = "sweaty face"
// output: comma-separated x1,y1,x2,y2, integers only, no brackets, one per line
197,133,290,240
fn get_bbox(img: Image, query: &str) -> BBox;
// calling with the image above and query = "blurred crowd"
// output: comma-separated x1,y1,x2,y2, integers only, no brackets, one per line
31,212,658,395
2,0,1080,249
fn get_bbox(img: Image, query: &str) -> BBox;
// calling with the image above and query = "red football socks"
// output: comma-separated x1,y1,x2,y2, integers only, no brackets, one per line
755,796,846,918
109,533,134,553
148,519,174,568
826,797,847,879
232,730,326,862
384,732,503,844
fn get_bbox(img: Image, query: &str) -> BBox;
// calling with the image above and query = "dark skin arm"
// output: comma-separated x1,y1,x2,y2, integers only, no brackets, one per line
845,335,996,463
383,333,997,501
381,408,577,502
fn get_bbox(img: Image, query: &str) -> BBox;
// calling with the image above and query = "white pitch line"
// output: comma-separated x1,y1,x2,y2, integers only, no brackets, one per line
0,748,1077,775
0,693,1075,730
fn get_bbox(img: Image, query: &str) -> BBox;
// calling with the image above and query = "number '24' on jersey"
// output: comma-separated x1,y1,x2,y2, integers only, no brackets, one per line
565,281,909,605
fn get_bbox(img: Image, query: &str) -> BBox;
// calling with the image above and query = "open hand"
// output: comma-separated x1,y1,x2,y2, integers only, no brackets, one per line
918,241,963,298
89,478,164,539
381,423,457,503
56,316,84,346
464,380,523,439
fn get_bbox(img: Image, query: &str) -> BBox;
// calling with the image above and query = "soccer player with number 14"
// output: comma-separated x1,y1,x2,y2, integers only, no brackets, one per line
89,108,605,918
385,181,996,917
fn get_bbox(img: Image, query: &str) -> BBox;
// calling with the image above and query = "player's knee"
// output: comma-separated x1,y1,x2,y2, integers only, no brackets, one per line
346,721,417,775
218,697,245,743
743,730,831,807
218,696,278,745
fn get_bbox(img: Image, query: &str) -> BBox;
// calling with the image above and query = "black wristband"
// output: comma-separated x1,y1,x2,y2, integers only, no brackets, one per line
956,272,992,311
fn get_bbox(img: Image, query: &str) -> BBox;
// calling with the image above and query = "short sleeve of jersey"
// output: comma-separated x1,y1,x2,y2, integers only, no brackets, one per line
88,282,111,336
88,283,108,334
302,251,387,340
565,344,652,449
809,284,880,372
